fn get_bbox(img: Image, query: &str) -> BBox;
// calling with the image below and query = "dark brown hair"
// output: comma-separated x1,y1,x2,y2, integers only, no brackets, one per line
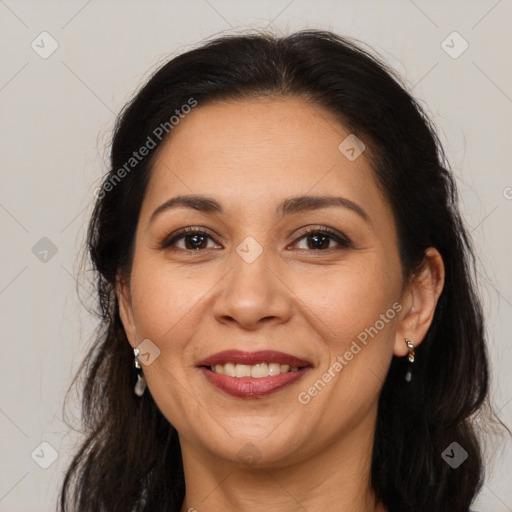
60,29,504,512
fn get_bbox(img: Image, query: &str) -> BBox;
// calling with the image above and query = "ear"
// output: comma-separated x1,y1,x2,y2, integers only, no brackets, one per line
394,247,445,356
116,272,138,348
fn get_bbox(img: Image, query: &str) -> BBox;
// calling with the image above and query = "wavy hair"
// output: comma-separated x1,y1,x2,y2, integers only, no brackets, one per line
60,29,503,512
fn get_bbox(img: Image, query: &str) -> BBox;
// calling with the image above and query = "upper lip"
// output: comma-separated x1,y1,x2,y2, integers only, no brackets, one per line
196,350,312,368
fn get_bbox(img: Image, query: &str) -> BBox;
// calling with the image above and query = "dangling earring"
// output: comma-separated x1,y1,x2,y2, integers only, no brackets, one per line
133,348,147,396
404,338,415,382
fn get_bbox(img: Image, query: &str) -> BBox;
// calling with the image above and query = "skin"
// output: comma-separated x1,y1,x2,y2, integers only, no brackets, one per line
117,96,445,512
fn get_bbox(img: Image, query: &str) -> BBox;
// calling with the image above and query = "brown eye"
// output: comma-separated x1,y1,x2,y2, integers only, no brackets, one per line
177,232,210,250
292,227,351,251
160,226,351,252
160,227,219,251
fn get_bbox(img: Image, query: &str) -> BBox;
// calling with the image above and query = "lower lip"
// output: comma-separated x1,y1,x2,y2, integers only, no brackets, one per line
199,366,311,398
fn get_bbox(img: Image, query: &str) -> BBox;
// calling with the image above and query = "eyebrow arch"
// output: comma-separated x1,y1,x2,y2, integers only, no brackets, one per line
148,193,371,226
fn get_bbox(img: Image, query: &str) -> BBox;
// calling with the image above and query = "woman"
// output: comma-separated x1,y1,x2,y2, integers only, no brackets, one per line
60,29,497,511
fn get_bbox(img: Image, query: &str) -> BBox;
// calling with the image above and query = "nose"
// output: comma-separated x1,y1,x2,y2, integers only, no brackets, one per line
212,245,293,330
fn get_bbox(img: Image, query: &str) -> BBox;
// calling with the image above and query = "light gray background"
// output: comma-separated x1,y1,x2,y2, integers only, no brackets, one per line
1,1,511,511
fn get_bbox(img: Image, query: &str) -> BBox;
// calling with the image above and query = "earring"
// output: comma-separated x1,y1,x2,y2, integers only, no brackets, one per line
404,338,415,382
133,348,147,396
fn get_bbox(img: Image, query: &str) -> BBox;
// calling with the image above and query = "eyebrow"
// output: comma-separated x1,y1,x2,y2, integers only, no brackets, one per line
148,193,370,226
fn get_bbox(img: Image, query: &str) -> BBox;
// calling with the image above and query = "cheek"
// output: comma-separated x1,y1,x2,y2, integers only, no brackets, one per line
128,255,206,356
127,259,201,383
127,259,211,426
301,255,401,337
305,255,401,391
295,263,401,422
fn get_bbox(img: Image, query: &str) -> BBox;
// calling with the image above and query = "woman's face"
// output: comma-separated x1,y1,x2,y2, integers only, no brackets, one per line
118,96,411,467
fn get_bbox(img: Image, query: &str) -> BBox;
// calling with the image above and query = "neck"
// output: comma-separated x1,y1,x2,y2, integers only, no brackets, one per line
178,408,386,512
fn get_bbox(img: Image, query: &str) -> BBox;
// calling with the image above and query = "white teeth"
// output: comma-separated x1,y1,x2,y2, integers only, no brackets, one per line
268,363,281,376
251,363,268,378
210,362,301,378
223,363,236,377
235,364,251,377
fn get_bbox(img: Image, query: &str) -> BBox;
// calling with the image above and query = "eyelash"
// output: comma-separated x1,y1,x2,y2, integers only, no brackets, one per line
159,225,352,252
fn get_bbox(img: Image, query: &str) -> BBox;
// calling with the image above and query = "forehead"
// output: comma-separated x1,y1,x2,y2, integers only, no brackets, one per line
141,96,388,223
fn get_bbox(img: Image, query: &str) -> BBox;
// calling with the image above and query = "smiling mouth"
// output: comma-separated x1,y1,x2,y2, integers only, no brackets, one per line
196,350,313,398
